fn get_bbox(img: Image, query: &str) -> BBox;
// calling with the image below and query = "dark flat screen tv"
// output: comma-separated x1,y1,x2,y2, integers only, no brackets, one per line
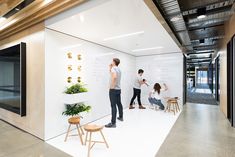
0,42,26,116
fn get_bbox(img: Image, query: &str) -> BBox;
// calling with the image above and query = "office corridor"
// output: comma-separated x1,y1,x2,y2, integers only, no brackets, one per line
156,103,235,157
187,84,218,105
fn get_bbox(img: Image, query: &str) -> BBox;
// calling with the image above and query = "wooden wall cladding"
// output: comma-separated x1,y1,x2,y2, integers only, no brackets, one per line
0,0,87,41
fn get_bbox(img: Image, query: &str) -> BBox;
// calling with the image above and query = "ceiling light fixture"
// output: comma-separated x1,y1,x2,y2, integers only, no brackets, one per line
79,14,84,23
197,7,207,19
44,0,54,4
103,31,144,41
0,17,6,23
170,15,182,22
132,46,163,52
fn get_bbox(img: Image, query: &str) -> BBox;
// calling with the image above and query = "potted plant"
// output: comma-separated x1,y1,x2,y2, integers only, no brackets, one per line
62,103,91,118
64,83,89,104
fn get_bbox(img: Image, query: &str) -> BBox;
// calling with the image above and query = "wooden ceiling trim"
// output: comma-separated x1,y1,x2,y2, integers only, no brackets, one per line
0,0,24,17
0,0,87,40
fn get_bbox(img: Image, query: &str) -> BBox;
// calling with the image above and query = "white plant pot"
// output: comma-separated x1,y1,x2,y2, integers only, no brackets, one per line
64,92,89,104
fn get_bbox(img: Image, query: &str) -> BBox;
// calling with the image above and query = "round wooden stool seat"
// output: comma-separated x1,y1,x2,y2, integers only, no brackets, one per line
68,117,81,124
84,124,104,132
65,116,84,145
84,124,108,157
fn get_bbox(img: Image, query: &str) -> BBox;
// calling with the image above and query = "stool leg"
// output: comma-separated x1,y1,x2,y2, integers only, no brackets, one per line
165,102,169,112
177,102,180,111
85,131,88,146
76,124,84,145
64,124,71,142
173,103,176,115
87,132,92,157
79,123,84,135
175,103,178,112
100,130,109,148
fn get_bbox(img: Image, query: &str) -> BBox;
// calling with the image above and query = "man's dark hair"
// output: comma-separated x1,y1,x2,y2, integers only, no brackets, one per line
138,69,144,74
113,58,120,66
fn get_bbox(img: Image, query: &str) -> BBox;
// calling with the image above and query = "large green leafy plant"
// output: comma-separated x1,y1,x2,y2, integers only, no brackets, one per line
65,83,88,94
62,103,91,117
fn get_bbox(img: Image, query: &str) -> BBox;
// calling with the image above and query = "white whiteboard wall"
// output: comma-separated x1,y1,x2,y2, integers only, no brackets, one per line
136,53,183,106
44,29,136,140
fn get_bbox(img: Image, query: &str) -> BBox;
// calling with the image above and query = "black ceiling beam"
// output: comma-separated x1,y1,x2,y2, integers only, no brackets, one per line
180,0,232,12
187,23,224,32
187,51,214,55
187,21,224,31
190,35,224,41
183,5,233,19
193,45,218,50
187,60,211,63
177,24,224,33
187,57,211,60
187,16,230,25
166,0,233,18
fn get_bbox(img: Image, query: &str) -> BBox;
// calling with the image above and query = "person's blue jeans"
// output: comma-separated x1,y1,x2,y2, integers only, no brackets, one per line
148,97,165,110
109,89,123,124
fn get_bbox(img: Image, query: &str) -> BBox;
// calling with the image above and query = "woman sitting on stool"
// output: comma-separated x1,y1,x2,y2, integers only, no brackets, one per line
148,83,168,110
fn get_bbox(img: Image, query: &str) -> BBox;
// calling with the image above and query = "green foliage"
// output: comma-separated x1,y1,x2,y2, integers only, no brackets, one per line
65,83,88,94
62,103,91,117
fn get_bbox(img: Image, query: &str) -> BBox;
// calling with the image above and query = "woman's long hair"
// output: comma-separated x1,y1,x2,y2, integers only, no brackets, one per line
154,83,161,94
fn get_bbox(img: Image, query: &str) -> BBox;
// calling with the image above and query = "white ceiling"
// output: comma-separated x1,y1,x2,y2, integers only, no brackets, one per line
46,0,181,56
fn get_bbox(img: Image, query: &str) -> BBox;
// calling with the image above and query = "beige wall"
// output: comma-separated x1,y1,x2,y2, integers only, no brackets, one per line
216,14,235,117
0,23,45,139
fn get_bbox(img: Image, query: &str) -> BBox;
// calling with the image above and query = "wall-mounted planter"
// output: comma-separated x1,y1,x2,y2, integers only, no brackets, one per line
63,92,89,104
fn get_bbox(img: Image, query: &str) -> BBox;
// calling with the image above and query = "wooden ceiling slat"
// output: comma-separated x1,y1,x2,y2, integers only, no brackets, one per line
0,0,24,17
0,0,87,40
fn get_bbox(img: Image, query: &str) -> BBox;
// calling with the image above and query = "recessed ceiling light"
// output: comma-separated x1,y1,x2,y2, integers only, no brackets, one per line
44,0,54,4
15,8,20,11
103,31,144,41
197,8,207,19
0,17,6,23
79,14,84,23
132,46,163,52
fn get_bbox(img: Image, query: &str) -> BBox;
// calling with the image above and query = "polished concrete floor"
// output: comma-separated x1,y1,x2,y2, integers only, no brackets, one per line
0,120,71,157
156,103,235,157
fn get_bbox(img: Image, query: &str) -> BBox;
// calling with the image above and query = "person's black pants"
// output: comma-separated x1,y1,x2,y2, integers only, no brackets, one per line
130,88,142,106
109,89,123,124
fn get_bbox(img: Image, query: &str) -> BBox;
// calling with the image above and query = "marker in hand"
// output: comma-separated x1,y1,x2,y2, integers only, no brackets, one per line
143,79,149,86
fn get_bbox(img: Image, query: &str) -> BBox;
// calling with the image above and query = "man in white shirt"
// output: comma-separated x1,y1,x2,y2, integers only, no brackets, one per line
129,69,148,109
105,58,123,128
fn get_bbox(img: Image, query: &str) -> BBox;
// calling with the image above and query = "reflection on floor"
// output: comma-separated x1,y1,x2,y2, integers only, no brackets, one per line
187,84,217,105
156,103,235,157
0,120,71,157
47,107,180,157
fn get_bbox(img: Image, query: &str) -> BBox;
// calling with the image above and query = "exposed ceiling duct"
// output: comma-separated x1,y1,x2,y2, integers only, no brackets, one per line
153,0,235,67
153,0,193,52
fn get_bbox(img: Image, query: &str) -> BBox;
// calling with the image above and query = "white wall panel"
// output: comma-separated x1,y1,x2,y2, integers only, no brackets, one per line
136,53,183,106
44,29,136,140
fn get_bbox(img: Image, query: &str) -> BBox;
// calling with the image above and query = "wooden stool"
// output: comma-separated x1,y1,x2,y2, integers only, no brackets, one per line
84,124,109,157
64,117,84,145
165,99,180,115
